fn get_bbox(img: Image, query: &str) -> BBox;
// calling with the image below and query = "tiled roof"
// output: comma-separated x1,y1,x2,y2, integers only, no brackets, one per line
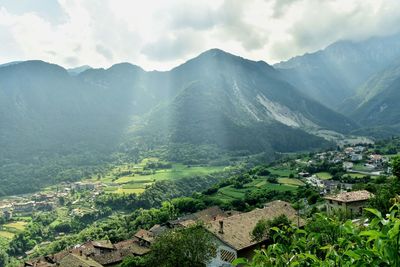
91,240,114,250
114,239,150,256
207,200,303,251
134,229,154,243
168,206,228,227
58,253,103,267
324,190,373,203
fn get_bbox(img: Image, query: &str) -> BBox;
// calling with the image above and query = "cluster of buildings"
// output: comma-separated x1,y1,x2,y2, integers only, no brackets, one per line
304,175,353,195
24,200,302,267
0,195,55,221
311,145,388,172
0,181,102,222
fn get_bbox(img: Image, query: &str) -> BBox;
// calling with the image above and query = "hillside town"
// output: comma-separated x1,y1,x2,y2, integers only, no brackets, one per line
2,142,387,266
23,189,374,267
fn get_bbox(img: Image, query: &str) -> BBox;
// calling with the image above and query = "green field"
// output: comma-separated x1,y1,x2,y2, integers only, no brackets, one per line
352,164,371,172
315,172,332,180
114,164,226,184
213,177,299,203
0,220,28,240
115,188,145,194
93,159,228,195
3,221,27,231
347,173,366,178
0,231,14,239
268,167,294,177
278,178,305,186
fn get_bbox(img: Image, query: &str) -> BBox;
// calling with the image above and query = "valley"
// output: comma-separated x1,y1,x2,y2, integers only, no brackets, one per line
1,28,400,266
1,136,397,264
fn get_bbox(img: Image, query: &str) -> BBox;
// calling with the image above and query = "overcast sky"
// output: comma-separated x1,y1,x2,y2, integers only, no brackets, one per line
1,0,400,70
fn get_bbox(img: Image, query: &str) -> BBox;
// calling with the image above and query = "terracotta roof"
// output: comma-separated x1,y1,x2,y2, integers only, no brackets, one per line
114,239,150,256
58,253,104,267
207,200,303,251
324,190,373,203
193,206,227,222
168,206,228,227
134,229,154,243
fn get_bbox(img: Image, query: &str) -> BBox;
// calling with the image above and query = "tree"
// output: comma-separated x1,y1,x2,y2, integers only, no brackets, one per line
234,205,400,266
251,219,269,242
392,155,400,179
0,249,9,267
147,223,216,267
119,256,148,267
251,215,291,242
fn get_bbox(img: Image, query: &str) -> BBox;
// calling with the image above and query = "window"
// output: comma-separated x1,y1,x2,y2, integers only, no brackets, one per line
220,249,236,263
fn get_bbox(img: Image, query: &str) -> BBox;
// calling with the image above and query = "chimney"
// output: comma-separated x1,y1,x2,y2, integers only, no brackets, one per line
218,220,224,234
79,250,83,256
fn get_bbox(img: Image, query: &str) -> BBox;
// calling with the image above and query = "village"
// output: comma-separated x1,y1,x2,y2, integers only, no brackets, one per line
8,141,393,267
22,190,375,267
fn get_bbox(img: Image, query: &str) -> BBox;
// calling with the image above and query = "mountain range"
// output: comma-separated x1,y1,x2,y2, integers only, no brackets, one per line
1,32,400,195
275,33,400,111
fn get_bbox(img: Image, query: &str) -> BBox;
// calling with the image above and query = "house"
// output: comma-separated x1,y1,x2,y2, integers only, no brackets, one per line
59,253,103,267
0,204,13,220
206,200,304,267
72,182,96,191
13,201,35,213
167,206,227,228
343,162,354,170
24,238,150,267
324,190,373,216
350,154,363,162
298,172,310,178
90,239,150,266
369,154,387,168
72,240,115,256
134,229,154,248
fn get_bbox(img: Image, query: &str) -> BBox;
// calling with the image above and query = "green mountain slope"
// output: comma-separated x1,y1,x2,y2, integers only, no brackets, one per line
275,33,400,109
0,50,356,196
132,49,355,153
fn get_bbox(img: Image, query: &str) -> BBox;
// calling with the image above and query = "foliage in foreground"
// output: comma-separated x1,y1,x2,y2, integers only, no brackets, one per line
234,204,400,266
119,223,216,267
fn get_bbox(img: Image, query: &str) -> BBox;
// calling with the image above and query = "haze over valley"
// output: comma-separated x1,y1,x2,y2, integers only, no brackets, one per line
1,1,400,266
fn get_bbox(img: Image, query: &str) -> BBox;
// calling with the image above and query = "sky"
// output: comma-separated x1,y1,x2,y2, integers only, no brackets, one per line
0,0,400,71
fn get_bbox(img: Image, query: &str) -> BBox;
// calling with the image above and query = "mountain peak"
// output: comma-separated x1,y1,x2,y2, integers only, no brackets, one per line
107,62,144,73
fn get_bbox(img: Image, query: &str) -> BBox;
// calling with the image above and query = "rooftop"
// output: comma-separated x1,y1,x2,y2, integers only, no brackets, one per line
59,253,103,267
324,190,373,203
207,200,303,251
134,229,154,243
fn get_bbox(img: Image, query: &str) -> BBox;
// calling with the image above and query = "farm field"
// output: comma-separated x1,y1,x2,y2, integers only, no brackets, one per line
268,166,295,177
352,163,372,172
315,172,332,179
3,221,28,231
347,173,366,178
0,231,14,239
92,158,228,195
278,178,305,186
213,177,300,203
0,220,28,240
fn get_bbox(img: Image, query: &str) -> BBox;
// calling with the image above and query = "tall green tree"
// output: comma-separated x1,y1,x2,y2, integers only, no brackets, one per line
147,224,216,267
0,249,8,267
392,155,400,179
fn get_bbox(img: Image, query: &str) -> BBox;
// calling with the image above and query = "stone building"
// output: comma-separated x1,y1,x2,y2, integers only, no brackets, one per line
324,190,373,216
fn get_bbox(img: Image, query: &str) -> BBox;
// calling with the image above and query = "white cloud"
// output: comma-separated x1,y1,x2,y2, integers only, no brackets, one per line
0,0,399,70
